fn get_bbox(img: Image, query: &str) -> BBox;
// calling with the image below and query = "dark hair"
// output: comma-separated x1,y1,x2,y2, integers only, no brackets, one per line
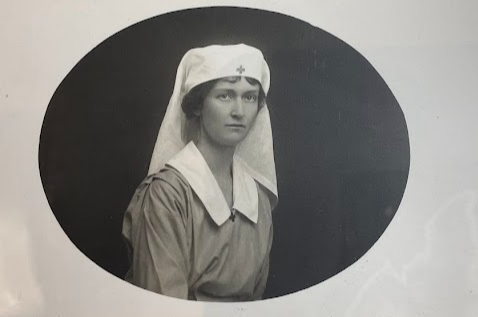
181,76,266,119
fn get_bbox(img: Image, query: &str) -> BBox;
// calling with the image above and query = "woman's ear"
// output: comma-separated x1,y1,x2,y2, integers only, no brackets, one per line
193,103,202,117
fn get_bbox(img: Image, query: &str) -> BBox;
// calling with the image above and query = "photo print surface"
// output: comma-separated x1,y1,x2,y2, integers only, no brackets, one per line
39,7,410,299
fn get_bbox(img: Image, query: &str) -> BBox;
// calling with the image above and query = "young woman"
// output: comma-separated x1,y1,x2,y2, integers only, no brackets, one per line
122,44,278,301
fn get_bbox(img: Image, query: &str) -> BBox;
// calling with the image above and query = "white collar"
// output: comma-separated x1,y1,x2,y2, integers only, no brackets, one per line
166,142,259,226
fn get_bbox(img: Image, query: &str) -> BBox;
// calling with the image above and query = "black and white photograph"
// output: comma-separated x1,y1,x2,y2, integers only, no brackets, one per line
1,1,477,316
38,7,408,301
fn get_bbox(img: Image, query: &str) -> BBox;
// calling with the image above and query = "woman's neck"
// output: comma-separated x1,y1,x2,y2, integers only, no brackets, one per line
195,139,235,178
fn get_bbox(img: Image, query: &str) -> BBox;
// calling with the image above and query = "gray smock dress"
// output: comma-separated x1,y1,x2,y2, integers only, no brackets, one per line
122,142,273,301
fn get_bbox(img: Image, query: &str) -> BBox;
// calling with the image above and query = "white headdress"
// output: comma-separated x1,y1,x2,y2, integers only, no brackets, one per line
148,44,278,207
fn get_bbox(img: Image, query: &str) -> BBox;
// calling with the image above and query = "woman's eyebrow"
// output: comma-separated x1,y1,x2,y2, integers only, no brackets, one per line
243,90,260,95
212,88,236,93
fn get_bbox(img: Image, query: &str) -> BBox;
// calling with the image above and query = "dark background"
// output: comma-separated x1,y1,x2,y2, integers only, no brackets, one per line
39,7,409,299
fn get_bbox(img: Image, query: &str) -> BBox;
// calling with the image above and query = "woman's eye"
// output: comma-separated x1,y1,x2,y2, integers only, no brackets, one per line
218,94,231,100
245,95,258,102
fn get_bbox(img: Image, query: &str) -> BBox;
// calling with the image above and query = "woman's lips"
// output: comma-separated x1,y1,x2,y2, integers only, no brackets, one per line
226,124,245,128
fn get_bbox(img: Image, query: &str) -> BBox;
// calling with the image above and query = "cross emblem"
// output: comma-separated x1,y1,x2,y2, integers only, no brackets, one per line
236,65,245,74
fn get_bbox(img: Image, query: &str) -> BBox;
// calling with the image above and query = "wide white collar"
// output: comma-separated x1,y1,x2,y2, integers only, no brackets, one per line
166,142,259,226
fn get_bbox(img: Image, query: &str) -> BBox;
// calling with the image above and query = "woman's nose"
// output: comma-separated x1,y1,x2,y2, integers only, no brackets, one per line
231,98,244,117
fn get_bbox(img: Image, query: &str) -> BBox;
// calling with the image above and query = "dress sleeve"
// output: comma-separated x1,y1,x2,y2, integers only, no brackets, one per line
128,173,191,299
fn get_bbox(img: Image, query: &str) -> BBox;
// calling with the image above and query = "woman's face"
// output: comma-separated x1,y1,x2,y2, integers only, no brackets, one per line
198,76,260,148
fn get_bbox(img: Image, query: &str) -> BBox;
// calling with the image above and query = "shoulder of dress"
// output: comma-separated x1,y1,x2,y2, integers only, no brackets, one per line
123,167,192,238
148,165,192,195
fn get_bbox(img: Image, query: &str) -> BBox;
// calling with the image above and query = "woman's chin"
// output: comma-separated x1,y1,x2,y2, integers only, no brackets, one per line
205,132,249,149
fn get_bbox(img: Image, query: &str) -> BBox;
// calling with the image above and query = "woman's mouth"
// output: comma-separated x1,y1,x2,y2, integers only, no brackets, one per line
226,124,245,128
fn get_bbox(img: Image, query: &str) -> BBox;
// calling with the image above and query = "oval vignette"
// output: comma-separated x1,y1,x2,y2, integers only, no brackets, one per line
39,7,410,299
